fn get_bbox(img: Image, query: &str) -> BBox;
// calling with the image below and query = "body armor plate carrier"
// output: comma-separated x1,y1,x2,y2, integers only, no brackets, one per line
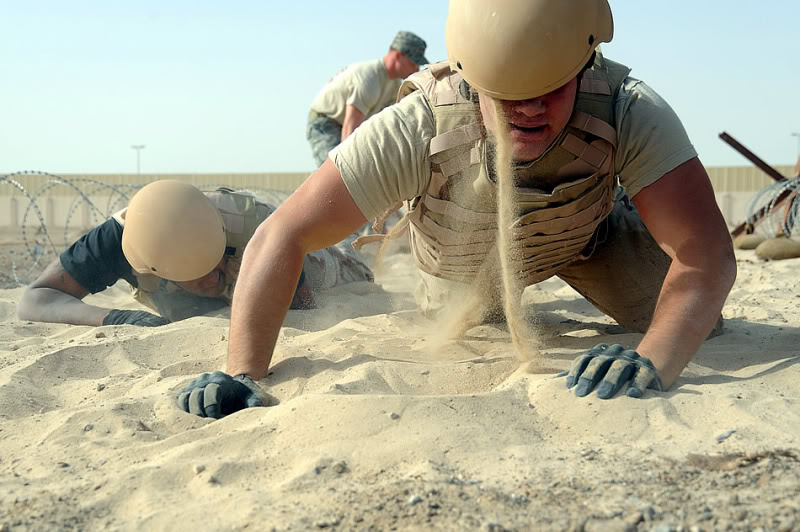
398,55,631,286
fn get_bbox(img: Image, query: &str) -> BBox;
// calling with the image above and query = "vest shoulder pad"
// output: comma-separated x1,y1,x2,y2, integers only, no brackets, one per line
398,61,462,104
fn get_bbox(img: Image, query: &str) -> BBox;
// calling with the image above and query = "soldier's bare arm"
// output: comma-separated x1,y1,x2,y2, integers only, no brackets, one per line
341,104,365,141
632,157,736,388
17,258,112,326
226,158,367,379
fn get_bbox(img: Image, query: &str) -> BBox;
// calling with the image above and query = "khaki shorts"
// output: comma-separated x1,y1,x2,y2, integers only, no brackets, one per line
415,193,723,335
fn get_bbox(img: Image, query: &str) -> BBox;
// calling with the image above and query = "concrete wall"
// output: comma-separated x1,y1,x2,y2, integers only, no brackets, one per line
0,172,310,238
1,167,797,233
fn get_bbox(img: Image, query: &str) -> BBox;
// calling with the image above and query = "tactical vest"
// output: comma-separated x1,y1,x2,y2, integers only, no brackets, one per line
399,55,631,285
113,188,270,312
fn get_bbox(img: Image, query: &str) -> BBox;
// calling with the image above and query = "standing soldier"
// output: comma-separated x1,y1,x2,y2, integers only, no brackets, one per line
307,31,428,167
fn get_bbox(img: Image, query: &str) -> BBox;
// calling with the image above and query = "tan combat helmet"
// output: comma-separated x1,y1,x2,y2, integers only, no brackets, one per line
446,0,614,100
121,180,226,282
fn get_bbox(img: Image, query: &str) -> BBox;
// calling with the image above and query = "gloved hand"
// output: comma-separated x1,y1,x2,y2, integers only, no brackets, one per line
177,371,273,419
102,309,170,327
565,343,662,399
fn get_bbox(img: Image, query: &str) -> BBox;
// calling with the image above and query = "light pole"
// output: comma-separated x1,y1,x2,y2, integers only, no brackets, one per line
131,144,146,175
791,133,800,161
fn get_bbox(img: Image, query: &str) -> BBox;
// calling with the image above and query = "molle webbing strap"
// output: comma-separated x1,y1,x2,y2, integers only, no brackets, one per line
422,194,497,225
557,156,604,179
413,235,494,258
421,237,588,270
420,215,497,244
516,180,609,224
432,90,460,106
561,134,608,169
580,77,612,96
437,146,481,179
513,191,612,238
352,234,389,252
427,171,449,197
569,111,617,147
429,122,482,156
351,208,412,252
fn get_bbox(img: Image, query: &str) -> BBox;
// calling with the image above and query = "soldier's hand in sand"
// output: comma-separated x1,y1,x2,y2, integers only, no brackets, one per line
565,344,662,399
177,371,273,419
102,309,170,327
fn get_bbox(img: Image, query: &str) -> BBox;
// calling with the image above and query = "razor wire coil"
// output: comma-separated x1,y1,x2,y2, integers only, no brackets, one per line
744,177,800,238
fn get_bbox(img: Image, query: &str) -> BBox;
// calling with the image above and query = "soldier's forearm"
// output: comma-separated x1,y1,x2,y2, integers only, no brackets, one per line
17,287,110,326
636,251,736,389
226,225,306,380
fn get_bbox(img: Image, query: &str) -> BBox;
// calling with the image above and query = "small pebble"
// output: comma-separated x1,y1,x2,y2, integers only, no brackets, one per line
390,412,401,420
83,424,94,432
624,512,643,526
716,430,736,443
96,383,106,392
194,464,206,474
95,332,106,339
650,525,675,532
407,495,422,505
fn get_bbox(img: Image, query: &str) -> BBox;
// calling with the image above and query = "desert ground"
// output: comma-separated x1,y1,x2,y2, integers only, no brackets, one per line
0,243,799,531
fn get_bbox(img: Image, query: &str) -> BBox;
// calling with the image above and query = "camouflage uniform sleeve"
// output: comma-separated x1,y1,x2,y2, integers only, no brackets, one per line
331,91,434,221
613,77,698,198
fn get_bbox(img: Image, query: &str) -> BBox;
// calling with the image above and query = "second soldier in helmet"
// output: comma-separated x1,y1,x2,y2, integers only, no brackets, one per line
17,180,373,327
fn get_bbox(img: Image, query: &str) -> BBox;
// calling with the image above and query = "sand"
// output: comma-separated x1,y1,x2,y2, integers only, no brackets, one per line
1,248,799,531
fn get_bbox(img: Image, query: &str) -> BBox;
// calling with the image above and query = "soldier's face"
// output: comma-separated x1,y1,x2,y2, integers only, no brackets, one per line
479,77,578,162
176,258,225,298
387,51,419,79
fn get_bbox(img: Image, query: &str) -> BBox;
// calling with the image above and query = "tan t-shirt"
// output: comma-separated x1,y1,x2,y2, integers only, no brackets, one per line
310,59,403,125
332,75,697,221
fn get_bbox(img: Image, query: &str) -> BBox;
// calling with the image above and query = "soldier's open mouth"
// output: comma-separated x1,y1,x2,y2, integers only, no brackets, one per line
511,124,546,134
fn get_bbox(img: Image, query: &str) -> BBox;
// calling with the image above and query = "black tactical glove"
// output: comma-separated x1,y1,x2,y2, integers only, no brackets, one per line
565,343,663,399
102,309,171,327
177,371,273,419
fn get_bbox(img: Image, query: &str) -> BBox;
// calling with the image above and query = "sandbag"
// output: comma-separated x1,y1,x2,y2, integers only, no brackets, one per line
755,237,800,261
733,233,765,250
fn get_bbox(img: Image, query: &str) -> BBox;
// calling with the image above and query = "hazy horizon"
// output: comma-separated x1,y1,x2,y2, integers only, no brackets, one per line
2,1,798,175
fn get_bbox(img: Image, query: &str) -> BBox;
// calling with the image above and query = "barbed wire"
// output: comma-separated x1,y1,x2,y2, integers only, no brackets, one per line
0,171,293,288
744,178,800,238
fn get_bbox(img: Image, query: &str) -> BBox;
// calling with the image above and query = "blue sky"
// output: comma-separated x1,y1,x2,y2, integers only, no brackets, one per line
2,1,798,175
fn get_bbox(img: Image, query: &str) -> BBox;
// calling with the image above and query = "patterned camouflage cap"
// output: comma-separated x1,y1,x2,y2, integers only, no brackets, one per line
390,31,428,67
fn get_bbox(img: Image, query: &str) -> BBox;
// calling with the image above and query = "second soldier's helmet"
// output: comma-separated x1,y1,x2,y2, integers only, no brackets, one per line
445,0,613,100
121,180,226,282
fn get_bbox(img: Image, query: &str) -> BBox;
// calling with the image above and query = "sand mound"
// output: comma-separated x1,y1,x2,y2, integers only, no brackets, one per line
1,250,799,530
